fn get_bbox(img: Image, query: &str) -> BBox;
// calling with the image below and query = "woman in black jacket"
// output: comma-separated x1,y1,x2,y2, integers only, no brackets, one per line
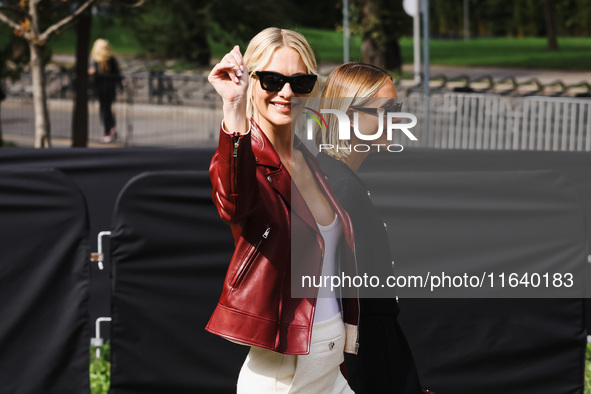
316,62,426,394
89,39,122,143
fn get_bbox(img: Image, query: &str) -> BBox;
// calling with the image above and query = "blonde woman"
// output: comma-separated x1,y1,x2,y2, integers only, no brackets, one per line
89,39,122,143
317,63,427,394
207,28,359,393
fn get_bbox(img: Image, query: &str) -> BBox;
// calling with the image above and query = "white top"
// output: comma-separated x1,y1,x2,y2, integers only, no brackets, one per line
313,214,342,323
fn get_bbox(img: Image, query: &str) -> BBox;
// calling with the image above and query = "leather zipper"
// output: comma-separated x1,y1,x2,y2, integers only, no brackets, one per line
231,226,271,288
232,135,239,193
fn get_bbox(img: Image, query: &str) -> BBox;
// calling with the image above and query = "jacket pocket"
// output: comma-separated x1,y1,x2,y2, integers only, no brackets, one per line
230,226,271,288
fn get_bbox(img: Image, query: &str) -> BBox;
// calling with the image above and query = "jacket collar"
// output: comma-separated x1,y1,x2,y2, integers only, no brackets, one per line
248,119,354,246
249,119,313,168
250,119,281,168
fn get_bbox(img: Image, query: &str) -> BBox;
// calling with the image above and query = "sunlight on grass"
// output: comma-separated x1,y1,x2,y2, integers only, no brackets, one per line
88,342,591,392
90,343,110,394
585,343,591,394
40,18,591,71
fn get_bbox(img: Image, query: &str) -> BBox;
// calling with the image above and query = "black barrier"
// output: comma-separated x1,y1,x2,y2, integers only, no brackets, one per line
0,148,588,393
0,169,90,393
364,170,587,298
360,149,590,393
0,148,214,340
399,298,585,394
109,171,247,394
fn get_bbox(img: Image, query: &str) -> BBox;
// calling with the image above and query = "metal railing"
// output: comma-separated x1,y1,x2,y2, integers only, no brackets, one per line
405,73,591,98
390,94,591,151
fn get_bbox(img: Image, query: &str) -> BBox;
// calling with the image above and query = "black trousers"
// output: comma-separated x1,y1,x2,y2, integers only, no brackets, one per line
97,91,116,135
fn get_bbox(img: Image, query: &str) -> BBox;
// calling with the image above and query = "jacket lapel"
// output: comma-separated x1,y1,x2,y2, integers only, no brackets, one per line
250,121,321,234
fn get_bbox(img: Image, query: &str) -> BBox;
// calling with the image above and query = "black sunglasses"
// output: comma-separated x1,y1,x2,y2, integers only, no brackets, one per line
254,71,317,94
351,102,403,116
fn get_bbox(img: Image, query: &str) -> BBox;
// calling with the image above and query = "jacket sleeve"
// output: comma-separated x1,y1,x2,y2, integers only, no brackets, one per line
208,124,258,225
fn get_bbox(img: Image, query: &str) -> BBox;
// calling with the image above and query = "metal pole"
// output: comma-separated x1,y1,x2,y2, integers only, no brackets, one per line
413,1,421,85
343,0,350,63
422,0,431,146
90,317,112,359
464,0,470,40
422,0,430,96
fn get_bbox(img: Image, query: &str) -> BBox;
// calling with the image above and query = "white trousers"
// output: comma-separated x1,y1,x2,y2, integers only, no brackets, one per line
237,314,354,393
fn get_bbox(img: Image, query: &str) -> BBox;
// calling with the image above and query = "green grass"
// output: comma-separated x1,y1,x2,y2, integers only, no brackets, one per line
87,342,591,393
586,343,591,394
398,36,591,70
90,343,110,394
211,29,591,70
47,17,140,55
291,27,363,63
0,140,18,147
38,18,591,70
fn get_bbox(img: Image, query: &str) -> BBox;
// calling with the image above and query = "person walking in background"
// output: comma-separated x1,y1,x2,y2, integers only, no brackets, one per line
89,39,122,143
317,62,428,394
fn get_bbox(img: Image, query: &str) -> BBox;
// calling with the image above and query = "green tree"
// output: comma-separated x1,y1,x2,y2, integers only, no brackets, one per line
0,26,29,147
353,0,410,71
127,0,299,66
0,0,98,147
127,0,211,65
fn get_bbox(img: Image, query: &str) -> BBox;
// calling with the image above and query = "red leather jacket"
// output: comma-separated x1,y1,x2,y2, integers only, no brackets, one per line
206,120,359,355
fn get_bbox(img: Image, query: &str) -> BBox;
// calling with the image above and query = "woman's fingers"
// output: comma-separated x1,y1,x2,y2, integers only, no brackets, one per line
209,62,241,85
230,45,245,72
210,46,244,84
224,46,244,81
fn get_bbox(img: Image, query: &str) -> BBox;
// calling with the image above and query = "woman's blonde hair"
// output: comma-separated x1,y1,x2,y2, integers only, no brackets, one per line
318,62,393,159
243,27,318,140
91,39,113,73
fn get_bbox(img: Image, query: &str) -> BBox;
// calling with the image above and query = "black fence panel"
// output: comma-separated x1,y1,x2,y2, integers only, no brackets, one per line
109,171,247,394
0,148,587,394
0,169,90,394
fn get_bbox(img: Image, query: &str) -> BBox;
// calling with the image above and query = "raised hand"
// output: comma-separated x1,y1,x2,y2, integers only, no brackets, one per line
208,45,249,134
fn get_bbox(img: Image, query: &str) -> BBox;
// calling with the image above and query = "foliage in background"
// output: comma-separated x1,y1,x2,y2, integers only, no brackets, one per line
123,0,344,66
0,24,29,81
41,23,591,71
428,0,591,38
87,342,589,393
124,0,211,65
350,0,410,71
90,343,111,394
46,14,139,55
586,343,591,394
124,0,291,65
0,23,29,147
0,0,94,147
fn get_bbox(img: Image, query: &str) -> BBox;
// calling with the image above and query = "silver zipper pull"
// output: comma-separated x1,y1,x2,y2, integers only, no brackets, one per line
262,227,271,238
233,138,239,158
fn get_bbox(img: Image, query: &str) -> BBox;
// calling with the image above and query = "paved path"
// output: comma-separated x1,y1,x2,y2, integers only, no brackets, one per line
3,56,588,148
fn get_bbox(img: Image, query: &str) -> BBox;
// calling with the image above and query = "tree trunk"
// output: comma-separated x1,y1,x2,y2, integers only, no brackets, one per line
359,0,402,71
360,0,385,67
29,42,51,148
0,102,3,147
385,37,402,71
544,0,558,51
72,11,91,147
361,34,386,68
